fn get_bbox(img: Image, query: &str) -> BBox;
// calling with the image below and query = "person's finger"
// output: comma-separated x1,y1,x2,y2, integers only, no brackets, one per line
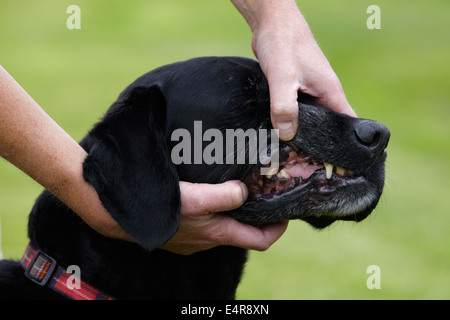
310,72,357,118
179,180,248,215
266,70,299,141
223,218,289,251
319,88,357,118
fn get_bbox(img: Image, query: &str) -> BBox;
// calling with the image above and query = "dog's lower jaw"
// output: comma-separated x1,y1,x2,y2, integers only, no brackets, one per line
230,167,384,228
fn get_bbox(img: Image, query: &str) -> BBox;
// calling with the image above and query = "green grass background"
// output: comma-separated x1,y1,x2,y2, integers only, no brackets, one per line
1,0,449,299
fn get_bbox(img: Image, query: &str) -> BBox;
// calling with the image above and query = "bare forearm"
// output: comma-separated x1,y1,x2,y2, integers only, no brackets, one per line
0,66,131,241
0,66,284,254
231,0,307,32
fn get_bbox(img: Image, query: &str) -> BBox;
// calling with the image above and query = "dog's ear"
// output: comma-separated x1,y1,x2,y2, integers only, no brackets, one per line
82,84,180,251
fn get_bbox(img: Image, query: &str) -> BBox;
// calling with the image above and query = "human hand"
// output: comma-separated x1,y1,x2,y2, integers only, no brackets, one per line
232,0,357,140
161,180,288,255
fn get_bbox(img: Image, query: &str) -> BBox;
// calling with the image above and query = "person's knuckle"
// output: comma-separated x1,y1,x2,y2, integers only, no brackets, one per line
209,225,228,245
182,183,210,214
271,104,297,118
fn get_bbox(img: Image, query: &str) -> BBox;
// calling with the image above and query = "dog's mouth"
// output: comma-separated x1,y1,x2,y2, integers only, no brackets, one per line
243,144,356,202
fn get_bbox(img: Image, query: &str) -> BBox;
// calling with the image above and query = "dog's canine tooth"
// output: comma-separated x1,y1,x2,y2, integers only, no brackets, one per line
324,162,334,179
301,162,309,168
336,166,345,176
265,166,278,178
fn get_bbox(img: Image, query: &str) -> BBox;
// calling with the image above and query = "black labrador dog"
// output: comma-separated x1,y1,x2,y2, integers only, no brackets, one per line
0,57,390,299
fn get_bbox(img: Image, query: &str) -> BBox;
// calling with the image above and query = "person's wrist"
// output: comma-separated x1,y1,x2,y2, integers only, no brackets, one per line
52,146,133,242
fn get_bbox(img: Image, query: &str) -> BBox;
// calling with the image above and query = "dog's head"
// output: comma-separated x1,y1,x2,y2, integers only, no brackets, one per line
235,97,389,228
82,57,390,251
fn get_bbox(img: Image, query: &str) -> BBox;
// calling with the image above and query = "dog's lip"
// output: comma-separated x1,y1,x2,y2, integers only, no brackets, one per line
243,175,312,205
244,165,364,204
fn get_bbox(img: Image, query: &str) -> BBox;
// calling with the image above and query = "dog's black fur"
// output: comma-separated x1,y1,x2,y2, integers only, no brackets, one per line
0,57,390,299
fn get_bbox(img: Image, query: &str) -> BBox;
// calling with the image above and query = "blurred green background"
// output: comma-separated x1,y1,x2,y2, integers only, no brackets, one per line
1,0,449,299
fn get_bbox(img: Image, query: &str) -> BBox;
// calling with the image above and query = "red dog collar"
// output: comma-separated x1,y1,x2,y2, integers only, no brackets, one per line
20,243,115,300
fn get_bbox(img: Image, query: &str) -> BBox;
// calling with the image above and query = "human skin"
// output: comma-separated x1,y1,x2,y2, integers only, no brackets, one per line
0,0,355,256
0,66,287,255
231,0,357,141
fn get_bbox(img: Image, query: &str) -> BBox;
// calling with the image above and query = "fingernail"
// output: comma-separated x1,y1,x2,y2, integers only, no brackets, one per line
275,121,296,141
239,182,248,202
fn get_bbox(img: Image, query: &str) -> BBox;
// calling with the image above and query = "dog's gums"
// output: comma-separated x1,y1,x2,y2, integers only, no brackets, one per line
244,143,355,202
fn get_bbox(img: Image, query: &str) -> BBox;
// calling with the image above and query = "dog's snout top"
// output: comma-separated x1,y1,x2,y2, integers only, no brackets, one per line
353,119,390,160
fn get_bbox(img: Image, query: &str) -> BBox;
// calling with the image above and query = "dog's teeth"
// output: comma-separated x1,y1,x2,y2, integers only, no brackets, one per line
301,162,309,168
265,166,278,178
336,166,345,176
324,162,333,179
277,169,290,179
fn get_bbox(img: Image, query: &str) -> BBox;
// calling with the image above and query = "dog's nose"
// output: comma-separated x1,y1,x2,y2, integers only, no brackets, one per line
353,120,390,159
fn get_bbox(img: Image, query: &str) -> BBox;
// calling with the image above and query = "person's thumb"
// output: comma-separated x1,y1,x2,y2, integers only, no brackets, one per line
179,180,248,215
